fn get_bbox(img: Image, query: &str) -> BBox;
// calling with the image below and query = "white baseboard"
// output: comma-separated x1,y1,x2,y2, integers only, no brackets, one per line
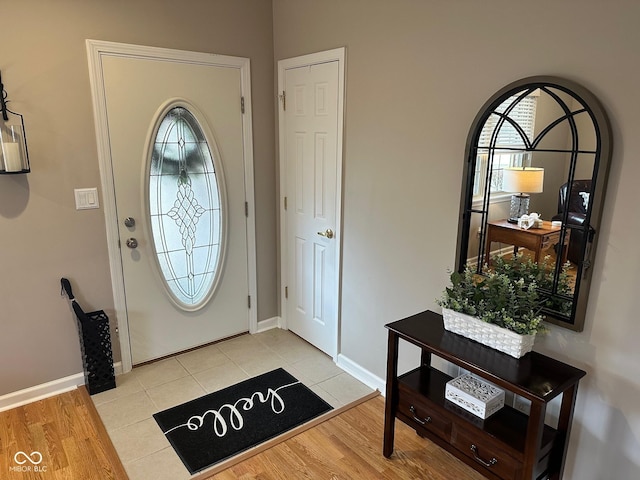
256,316,281,333
468,245,515,266
337,353,386,394
0,373,84,412
0,361,123,412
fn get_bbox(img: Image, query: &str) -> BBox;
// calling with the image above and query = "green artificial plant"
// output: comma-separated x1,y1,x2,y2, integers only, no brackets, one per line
437,253,566,335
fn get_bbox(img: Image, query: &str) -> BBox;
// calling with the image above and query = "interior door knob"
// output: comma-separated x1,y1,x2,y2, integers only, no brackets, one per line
317,228,334,239
125,238,138,249
124,217,136,228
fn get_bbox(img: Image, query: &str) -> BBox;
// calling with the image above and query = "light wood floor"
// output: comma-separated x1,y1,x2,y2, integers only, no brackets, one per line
0,389,486,480
211,395,486,480
0,387,127,479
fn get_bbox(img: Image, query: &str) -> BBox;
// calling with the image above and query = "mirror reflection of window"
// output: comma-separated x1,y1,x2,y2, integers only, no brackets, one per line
473,90,539,200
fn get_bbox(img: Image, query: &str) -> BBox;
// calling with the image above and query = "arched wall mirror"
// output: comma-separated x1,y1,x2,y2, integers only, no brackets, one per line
455,76,612,331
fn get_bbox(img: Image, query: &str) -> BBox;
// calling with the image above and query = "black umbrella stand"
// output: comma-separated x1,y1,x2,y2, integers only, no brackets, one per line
60,278,116,395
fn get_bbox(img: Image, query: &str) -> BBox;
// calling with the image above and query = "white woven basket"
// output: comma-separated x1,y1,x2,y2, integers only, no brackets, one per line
441,308,535,358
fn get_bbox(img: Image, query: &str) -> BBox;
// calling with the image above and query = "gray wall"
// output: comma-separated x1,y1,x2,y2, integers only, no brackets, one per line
0,0,276,395
273,1,639,478
3,1,640,478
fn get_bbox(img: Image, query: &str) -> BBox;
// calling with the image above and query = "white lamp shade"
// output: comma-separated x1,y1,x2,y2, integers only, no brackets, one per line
502,167,544,193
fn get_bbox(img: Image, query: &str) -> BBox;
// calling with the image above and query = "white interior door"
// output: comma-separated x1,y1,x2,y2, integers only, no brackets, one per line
88,42,256,366
278,49,345,358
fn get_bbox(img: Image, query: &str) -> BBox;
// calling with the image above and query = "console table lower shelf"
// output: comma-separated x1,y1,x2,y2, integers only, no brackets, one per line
397,367,556,480
383,310,586,480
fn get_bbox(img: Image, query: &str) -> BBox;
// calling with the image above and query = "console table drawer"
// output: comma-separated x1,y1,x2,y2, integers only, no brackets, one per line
398,390,451,441
451,425,522,480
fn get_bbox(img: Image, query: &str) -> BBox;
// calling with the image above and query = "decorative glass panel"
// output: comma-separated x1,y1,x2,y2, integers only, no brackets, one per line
148,106,224,310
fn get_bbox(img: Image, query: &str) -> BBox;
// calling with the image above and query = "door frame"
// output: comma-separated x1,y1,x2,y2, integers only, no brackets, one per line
277,48,346,360
86,39,258,373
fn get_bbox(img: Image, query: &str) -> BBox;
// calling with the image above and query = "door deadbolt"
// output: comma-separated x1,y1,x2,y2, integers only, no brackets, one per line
125,238,138,249
124,217,136,228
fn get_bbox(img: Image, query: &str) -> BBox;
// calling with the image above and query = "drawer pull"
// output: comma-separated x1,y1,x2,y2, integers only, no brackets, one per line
409,405,432,425
470,444,497,467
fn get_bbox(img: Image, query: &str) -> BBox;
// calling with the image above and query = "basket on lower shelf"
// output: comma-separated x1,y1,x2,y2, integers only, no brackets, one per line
61,278,116,395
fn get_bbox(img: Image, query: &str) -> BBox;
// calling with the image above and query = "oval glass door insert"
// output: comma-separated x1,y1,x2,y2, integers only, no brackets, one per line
147,103,226,310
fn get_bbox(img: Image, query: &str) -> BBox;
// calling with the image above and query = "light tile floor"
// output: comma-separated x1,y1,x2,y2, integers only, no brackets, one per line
92,328,374,480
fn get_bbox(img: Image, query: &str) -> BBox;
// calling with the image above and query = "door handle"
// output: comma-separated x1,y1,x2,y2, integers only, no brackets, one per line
317,228,334,239
124,217,136,228
125,238,138,249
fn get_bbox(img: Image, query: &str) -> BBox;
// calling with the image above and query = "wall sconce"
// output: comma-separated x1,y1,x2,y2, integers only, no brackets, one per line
502,167,544,223
0,71,30,173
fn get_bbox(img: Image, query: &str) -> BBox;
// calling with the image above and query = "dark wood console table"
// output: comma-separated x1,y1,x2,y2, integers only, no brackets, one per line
383,310,585,480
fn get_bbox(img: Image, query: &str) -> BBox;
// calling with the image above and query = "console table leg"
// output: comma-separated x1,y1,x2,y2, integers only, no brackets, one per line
524,401,546,479
383,331,399,457
420,349,431,367
552,383,579,479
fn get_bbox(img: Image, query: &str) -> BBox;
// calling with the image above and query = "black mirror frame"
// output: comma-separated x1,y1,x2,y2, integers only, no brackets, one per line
455,76,612,332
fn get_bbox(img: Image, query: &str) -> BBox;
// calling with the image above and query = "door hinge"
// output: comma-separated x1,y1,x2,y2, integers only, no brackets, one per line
285,286,288,299
241,96,245,114
284,196,288,210
248,295,251,308
279,90,286,111
245,201,249,217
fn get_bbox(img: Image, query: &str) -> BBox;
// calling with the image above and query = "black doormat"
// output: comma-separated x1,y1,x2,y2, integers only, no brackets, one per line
153,368,333,474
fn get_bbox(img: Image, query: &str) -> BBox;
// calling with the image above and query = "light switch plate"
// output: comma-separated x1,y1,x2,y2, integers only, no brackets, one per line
74,188,100,210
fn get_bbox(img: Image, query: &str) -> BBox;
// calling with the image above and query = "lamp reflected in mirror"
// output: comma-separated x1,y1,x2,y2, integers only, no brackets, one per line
502,167,544,223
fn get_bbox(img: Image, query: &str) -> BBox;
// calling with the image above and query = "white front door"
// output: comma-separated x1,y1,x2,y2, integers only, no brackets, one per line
87,41,256,367
278,49,345,358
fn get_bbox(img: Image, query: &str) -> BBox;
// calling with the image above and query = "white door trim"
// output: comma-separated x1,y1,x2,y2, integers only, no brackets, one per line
277,47,346,360
86,39,258,373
